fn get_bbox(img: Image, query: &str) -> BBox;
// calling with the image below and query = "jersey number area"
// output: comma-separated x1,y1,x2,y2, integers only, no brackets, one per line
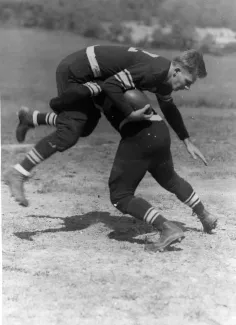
128,47,159,58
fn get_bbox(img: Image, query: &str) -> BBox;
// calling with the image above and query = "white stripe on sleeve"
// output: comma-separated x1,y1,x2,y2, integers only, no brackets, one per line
84,82,102,96
114,70,134,90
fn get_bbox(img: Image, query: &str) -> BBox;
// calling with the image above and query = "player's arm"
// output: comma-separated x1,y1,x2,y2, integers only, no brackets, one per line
101,75,134,117
156,94,189,140
101,65,153,120
49,81,102,111
157,94,207,165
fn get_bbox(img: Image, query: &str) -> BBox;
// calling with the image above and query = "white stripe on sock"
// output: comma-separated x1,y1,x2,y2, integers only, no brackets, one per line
185,193,200,207
144,207,160,224
143,207,154,223
184,191,195,204
48,113,57,126
14,164,30,177
52,114,57,126
32,148,44,161
26,153,37,165
28,149,43,163
45,113,50,124
149,212,160,224
48,113,54,125
191,198,201,208
32,110,39,126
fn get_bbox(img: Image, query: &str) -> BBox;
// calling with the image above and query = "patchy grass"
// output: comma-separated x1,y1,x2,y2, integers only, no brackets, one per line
1,27,236,325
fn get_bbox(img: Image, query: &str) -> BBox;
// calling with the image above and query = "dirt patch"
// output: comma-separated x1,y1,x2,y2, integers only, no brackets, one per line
2,143,236,325
1,27,236,324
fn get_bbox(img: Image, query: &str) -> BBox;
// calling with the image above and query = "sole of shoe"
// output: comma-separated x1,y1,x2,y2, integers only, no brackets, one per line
203,219,218,233
145,233,185,253
16,108,34,143
3,172,29,207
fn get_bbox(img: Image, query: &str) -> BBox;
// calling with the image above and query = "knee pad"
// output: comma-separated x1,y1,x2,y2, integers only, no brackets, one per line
110,195,133,214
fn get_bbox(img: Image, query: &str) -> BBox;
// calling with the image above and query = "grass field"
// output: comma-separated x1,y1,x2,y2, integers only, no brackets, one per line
1,28,236,325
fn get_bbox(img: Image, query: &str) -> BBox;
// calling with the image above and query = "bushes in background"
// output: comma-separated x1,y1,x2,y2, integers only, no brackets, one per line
0,0,236,54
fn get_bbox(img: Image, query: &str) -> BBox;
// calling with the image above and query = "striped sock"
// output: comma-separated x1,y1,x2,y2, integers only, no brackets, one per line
14,135,59,175
33,111,57,126
184,191,204,215
16,147,45,175
143,207,167,230
14,163,31,177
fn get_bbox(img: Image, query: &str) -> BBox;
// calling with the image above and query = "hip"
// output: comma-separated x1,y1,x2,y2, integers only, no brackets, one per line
118,120,171,159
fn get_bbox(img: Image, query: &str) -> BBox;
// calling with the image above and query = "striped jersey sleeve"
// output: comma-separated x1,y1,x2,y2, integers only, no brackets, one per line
101,63,156,117
49,82,102,111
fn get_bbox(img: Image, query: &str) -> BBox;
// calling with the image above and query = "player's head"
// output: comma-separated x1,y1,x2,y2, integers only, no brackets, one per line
168,49,207,91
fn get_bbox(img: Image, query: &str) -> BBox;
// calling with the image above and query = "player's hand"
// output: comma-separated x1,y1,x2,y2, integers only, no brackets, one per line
127,105,153,122
183,138,208,165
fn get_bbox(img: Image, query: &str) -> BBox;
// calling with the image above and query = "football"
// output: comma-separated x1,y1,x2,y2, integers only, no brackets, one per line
124,89,153,114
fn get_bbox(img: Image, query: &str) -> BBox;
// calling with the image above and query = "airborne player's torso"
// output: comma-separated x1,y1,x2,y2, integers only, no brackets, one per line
54,45,189,141
66,45,171,92
92,45,155,79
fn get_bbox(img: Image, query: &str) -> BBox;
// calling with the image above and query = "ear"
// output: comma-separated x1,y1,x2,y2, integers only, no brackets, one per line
174,67,181,73
172,67,181,77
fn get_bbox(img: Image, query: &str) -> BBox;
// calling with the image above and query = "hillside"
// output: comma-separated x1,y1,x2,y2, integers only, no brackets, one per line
1,0,236,32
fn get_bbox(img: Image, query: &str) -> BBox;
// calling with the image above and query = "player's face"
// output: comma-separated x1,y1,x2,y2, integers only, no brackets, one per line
171,68,196,91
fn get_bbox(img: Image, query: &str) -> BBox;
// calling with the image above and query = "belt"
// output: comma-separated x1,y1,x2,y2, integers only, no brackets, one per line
86,46,101,78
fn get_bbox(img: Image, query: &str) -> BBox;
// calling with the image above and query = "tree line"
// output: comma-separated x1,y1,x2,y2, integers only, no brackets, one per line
1,0,235,53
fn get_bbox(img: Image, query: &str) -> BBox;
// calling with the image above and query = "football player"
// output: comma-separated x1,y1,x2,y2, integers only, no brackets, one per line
103,90,217,251
7,88,217,252
5,45,208,213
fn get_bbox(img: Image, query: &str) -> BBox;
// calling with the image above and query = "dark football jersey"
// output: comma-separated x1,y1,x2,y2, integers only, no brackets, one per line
50,45,189,140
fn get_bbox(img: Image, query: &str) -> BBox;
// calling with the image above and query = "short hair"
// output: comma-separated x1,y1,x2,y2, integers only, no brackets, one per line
172,49,207,79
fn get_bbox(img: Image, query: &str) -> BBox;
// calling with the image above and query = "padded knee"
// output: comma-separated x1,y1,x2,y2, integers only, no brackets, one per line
110,194,133,214
55,115,86,152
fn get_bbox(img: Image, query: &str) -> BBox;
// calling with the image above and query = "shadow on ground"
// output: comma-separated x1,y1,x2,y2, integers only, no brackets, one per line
14,211,201,244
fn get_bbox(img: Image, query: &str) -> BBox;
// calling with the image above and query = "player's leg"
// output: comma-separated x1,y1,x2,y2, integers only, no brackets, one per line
16,107,58,143
148,151,217,233
15,59,69,143
109,137,184,252
16,103,101,142
6,54,100,206
16,54,101,142
5,109,88,206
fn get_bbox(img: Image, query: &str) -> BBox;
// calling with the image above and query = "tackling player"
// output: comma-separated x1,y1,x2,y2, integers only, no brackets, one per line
7,88,217,252
5,45,208,214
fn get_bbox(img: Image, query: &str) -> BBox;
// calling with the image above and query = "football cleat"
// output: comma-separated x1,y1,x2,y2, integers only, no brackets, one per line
197,209,217,233
4,167,29,207
16,106,34,143
145,221,185,252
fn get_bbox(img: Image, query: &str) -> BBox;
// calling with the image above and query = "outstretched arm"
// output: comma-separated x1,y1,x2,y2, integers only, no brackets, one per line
157,95,207,165
157,95,189,140
183,138,208,165
101,63,156,120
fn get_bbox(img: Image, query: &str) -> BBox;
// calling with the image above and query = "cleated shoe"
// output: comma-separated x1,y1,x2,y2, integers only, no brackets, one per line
4,167,29,207
197,209,217,233
16,106,34,143
145,221,185,252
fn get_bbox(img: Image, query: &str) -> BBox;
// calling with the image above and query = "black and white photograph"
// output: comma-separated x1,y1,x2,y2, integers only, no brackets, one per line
1,0,236,324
